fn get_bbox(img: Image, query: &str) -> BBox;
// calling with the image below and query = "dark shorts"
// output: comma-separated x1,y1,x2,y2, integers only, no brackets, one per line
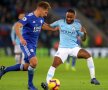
20,44,36,63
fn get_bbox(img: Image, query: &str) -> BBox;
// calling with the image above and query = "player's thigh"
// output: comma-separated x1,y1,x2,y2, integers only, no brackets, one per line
20,44,36,64
77,48,91,59
14,45,22,54
55,48,69,63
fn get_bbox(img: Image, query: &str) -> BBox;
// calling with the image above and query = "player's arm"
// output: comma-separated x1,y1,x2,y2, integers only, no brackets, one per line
14,22,27,45
81,27,87,41
42,23,59,31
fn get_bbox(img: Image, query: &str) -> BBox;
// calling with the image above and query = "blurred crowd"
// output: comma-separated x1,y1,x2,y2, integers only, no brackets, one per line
0,0,108,50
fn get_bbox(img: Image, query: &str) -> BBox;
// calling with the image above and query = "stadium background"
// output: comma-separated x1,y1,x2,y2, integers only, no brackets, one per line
0,0,108,90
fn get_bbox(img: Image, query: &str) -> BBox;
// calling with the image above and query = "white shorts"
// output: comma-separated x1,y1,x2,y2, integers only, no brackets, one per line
55,47,81,63
14,45,22,53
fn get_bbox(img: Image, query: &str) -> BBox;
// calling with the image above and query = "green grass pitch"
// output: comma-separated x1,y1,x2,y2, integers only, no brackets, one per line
0,55,108,90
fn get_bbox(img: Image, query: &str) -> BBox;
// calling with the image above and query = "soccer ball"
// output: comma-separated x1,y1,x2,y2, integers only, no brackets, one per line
48,78,60,90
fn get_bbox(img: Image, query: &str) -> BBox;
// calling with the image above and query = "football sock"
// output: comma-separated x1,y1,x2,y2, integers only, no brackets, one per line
4,64,22,73
87,57,95,79
15,54,21,64
46,66,55,83
28,65,34,86
72,57,76,67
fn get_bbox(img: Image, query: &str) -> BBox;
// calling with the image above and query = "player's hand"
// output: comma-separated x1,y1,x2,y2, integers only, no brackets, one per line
20,37,27,46
81,27,87,34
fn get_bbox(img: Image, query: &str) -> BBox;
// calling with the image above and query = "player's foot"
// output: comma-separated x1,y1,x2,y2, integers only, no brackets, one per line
41,82,48,90
71,67,76,71
91,78,100,85
28,84,38,90
0,66,6,79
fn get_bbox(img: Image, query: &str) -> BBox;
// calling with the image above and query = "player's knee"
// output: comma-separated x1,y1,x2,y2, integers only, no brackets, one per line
30,57,38,68
84,52,91,59
31,62,37,68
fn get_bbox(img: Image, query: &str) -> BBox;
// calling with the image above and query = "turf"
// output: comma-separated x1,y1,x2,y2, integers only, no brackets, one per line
0,55,108,90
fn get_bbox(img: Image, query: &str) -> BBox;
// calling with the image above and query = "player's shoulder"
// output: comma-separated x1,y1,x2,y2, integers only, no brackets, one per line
20,12,33,22
74,19,81,23
74,19,81,26
27,12,34,16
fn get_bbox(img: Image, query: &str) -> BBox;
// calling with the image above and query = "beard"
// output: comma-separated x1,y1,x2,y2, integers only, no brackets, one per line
67,20,74,24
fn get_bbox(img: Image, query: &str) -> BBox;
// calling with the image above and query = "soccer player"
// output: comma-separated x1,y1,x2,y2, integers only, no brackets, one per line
41,9,100,90
0,1,59,90
11,13,25,64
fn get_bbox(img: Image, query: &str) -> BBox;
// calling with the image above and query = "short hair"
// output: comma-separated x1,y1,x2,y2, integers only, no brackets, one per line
37,1,51,9
66,9,75,15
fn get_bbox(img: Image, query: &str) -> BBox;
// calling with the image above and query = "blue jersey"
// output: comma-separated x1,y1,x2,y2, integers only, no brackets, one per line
50,19,84,48
19,12,44,47
11,23,22,45
19,12,44,63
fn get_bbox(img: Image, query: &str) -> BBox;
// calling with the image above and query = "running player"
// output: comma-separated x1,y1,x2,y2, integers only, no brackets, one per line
41,8,100,90
0,1,59,90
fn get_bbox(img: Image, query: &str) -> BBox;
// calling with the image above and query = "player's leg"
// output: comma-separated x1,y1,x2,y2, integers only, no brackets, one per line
71,57,76,71
0,44,31,79
0,63,28,79
41,56,63,90
46,56,63,83
77,48,100,85
65,56,70,70
22,44,38,90
41,48,68,90
14,45,22,64
28,56,38,90
15,53,21,64
21,52,25,64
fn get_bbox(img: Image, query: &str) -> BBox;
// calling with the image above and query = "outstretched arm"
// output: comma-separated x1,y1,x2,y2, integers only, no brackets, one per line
42,23,59,31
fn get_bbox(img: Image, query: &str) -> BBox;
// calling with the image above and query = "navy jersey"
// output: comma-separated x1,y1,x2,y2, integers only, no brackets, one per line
19,12,44,47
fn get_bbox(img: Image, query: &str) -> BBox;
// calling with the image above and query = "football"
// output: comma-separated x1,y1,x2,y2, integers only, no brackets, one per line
48,78,60,90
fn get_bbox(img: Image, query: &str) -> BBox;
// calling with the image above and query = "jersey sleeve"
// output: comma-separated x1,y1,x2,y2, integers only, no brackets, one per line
18,15,29,26
50,20,59,27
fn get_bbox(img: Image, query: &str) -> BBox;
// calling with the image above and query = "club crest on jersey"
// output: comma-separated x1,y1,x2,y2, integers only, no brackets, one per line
72,27,75,32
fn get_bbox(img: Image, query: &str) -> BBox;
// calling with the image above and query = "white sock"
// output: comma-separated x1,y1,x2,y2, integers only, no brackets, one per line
46,66,56,83
87,57,95,79
15,54,21,64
